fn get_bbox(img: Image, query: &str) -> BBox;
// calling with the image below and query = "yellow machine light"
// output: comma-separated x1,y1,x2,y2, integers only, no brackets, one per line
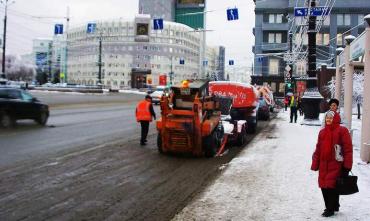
181,80,189,88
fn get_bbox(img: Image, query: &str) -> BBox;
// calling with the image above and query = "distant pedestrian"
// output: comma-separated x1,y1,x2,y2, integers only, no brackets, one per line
289,94,298,123
136,95,156,145
297,97,303,116
284,96,289,111
311,111,353,217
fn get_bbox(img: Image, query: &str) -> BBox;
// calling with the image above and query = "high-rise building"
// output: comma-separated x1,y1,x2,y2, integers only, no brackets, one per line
175,0,206,29
139,0,206,29
138,0,176,21
252,0,369,97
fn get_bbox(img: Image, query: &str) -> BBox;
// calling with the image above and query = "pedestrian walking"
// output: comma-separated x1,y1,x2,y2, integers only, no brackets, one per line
311,111,353,217
284,96,289,111
289,94,298,123
136,95,156,145
297,97,303,116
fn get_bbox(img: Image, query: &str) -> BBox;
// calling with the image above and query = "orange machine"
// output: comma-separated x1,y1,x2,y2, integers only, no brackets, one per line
209,81,259,133
156,80,224,157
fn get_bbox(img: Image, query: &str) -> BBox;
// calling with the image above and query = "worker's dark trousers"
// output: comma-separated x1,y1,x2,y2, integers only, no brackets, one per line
321,188,340,212
290,107,298,123
140,121,150,144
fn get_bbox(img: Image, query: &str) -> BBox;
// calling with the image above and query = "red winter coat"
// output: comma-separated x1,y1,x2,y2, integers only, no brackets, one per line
311,118,353,188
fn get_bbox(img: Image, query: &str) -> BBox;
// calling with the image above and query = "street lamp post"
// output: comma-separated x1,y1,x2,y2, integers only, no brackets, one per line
1,0,15,79
301,0,323,123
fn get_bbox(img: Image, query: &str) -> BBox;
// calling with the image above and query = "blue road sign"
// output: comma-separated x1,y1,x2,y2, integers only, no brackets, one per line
153,19,164,30
294,7,329,17
87,23,97,33
229,60,234,65
180,59,185,65
203,60,208,66
227,8,239,21
54,24,63,35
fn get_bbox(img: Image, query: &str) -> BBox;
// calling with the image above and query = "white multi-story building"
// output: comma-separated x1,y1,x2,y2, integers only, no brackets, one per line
32,38,52,81
66,14,220,89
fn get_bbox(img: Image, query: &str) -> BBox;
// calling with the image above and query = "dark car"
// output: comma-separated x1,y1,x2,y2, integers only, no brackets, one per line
0,88,49,128
257,98,270,121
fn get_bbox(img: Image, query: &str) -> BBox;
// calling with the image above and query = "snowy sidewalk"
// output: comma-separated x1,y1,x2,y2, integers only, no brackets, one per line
173,111,370,221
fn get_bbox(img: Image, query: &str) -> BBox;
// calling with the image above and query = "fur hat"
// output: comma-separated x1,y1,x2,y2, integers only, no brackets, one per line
326,110,335,118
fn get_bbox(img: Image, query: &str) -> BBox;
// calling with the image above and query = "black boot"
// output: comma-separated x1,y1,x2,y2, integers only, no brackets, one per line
322,210,334,217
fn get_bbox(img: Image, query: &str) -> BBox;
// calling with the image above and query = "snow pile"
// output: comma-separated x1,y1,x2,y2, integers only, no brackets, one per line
172,111,370,221
119,90,147,95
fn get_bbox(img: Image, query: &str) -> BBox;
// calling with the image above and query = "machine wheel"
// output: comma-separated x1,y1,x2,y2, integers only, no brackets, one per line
236,125,247,146
157,133,163,154
203,132,218,158
247,120,257,134
36,111,48,126
0,112,14,128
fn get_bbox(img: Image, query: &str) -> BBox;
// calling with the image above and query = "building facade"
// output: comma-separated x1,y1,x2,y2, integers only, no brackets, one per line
139,0,176,21
32,38,52,84
252,0,369,96
65,15,220,89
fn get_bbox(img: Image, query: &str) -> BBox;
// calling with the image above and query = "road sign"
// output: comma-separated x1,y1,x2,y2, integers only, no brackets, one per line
203,60,208,66
153,19,164,30
285,65,291,72
179,59,185,65
227,8,239,21
54,24,63,35
294,7,329,17
87,23,97,33
229,60,234,65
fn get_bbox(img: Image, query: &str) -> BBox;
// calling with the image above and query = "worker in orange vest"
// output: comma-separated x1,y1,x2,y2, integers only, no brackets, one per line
136,95,156,145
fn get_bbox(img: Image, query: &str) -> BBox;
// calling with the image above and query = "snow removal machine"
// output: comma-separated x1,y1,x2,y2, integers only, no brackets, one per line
156,79,248,157
209,81,259,134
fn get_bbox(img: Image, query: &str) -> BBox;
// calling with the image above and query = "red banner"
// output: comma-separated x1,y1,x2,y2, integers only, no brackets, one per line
159,75,167,86
296,81,306,96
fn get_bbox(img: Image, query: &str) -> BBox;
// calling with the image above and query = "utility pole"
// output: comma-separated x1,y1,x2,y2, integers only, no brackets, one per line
301,0,323,123
63,6,70,83
169,56,173,86
1,0,15,79
98,33,102,85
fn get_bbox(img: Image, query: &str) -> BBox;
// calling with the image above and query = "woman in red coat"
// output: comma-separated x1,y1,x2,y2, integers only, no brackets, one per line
311,111,353,217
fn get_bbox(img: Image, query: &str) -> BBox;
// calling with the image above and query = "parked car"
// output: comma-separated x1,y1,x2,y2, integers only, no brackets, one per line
0,88,49,128
257,98,270,120
150,86,169,104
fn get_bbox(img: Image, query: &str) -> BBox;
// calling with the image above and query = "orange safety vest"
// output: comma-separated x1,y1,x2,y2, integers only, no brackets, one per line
136,100,152,122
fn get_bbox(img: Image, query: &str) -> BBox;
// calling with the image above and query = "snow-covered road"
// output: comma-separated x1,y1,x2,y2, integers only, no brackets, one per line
173,111,370,221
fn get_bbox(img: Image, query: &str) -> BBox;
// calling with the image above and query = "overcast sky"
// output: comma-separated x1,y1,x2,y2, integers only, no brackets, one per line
0,0,255,67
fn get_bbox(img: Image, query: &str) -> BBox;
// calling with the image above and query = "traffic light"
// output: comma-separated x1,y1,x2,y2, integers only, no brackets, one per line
287,82,292,88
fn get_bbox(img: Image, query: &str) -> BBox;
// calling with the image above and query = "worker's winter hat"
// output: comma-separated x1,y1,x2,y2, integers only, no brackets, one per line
326,110,335,118
145,95,152,100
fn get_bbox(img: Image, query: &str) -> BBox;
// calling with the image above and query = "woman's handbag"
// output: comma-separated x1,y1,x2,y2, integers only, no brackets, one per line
336,172,359,195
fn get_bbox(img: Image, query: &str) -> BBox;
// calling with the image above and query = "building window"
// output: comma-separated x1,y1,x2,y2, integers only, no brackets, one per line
268,33,282,43
268,14,283,23
337,33,343,45
337,14,351,26
269,59,279,75
316,33,330,45
297,61,306,76
276,33,282,43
